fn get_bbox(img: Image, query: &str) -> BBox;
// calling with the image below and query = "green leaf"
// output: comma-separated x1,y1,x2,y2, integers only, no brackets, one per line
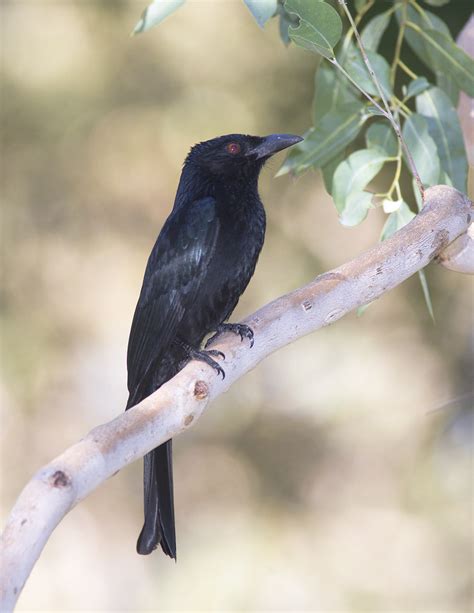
436,72,460,107
402,5,452,39
132,0,185,34
277,127,313,176
355,0,369,12
277,102,367,175
278,11,291,44
439,171,453,187
399,5,450,62
321,151,345,194
243,0,277,27
312,61,360,124
346,48,393,99
402,113,440,187
415,29,474,98
418,269,435,322
365,106,386,117
416,87,468,192
332,149,388,226
333,149,388,207
405,77,430,100
365,122,398,157
338,36,359,65
277,4,300,45
423,0,450,5
400,7,473,97
285,0,343,59
339,192,373,227
279,13,291,45
361,11,392,52
380,200,415,241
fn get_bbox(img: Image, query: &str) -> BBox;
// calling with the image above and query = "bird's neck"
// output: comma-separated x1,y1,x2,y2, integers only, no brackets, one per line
174,164,262,212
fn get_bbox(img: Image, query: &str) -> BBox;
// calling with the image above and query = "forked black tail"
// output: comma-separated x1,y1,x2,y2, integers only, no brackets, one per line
136,440,176,558
126,367,178,559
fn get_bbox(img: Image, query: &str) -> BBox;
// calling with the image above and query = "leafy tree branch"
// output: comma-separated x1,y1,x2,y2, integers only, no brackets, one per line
131,0,472,255
337,0,425,199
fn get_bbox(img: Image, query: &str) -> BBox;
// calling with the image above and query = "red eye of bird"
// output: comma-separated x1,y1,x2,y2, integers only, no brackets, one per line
226,142,241,155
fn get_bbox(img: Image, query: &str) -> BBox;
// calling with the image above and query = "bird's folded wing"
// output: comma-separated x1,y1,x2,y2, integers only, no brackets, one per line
126,197,220,394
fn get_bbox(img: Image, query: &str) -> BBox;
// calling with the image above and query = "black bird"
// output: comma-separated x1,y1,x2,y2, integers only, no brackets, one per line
126,133,302,558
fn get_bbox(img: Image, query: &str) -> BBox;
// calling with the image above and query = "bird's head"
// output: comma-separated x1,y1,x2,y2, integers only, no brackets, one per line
185,133,303,179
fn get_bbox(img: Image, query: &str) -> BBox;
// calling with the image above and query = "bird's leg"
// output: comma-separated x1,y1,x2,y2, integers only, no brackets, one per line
205,323,254,349
174,338,226,380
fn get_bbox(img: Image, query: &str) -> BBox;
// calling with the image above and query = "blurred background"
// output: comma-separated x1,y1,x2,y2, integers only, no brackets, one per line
1,1,472,611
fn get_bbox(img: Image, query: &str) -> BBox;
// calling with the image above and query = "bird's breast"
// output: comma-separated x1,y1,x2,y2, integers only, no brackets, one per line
179,202,265,344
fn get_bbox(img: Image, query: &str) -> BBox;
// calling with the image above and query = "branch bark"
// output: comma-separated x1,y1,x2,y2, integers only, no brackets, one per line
436,222,474,273
1,185,472,611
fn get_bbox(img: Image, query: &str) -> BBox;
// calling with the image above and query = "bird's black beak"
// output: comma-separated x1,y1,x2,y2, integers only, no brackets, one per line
247,134,303,160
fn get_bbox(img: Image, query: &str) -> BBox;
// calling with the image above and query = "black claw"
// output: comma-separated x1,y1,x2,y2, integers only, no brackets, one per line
205,357,225,380
187,348,226,380
175,338,226,379
206,349,226,360
206,323,254,349
204,334,219,349
238,325,254,347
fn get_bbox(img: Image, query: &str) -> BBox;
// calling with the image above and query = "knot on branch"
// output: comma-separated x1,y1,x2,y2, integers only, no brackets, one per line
49,470,71,489
193,380,209,400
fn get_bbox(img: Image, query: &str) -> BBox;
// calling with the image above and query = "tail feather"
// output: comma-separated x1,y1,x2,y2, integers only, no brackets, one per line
136,440,176,558
127,356,181,558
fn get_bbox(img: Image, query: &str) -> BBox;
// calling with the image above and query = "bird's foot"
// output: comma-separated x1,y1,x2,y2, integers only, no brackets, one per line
205,323,254,349
186,347,226,380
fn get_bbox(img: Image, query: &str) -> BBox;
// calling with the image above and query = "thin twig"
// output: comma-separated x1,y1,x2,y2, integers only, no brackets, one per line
396,106,410,121
338,0,425,201
393,95,412,116
388,143,403,199
340,0,374,57
329,58,389,118
395,181,403,201
391,0,408,87
398,59,418,80
408,0,431,27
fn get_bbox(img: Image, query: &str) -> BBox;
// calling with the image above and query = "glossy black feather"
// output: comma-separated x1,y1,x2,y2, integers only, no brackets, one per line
126,133,301,558
126,197,219,396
